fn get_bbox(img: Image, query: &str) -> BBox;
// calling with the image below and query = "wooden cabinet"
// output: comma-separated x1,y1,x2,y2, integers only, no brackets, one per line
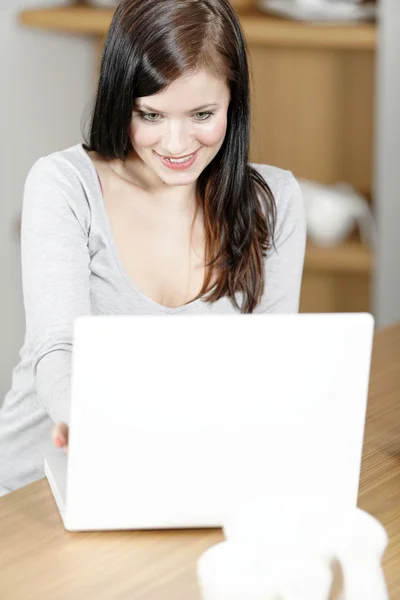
246,34,375,312
19,6,377,313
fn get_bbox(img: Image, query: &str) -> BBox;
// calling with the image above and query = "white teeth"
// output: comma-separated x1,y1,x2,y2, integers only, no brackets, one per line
165,154,194,164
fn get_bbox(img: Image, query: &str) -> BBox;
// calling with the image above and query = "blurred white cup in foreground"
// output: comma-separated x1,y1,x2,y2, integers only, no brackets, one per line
197,498,389,600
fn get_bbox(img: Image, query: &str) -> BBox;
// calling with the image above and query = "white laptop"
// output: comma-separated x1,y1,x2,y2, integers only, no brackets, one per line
45,313,374,532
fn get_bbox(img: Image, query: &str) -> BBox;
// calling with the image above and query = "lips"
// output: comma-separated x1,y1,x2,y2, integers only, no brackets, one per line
158,150,198,162
156,148,200,170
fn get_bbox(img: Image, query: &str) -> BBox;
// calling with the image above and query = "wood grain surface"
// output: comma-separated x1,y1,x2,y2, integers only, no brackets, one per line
1,324,399,600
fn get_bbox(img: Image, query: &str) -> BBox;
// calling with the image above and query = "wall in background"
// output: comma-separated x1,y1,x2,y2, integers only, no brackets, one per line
374,0,400,327
0,3,94,405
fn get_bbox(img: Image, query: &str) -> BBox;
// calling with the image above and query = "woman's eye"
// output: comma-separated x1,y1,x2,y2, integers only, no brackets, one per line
195,112,213,122
138,111,213,123
140,113,161,122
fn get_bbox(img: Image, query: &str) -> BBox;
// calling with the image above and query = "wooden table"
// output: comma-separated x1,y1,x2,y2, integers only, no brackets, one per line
1,324,400,600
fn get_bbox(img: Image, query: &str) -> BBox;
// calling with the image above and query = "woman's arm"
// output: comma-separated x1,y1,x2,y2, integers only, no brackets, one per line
21,156,91,426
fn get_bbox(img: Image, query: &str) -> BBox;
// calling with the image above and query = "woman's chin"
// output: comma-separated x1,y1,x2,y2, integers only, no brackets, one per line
155,165,201,187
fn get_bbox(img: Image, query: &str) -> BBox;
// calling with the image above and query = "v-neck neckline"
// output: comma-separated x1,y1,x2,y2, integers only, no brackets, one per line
78,143,205,314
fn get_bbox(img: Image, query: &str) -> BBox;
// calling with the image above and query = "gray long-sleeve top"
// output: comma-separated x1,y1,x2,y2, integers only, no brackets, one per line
0,143,306,495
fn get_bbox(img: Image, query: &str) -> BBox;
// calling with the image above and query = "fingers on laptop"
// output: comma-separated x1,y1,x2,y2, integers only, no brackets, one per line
52,422,69,453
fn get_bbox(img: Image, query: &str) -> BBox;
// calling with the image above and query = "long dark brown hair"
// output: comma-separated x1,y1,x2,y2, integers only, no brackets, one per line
83,0,276,313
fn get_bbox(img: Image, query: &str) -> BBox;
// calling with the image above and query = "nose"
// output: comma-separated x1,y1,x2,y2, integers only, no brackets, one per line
160,118,192,157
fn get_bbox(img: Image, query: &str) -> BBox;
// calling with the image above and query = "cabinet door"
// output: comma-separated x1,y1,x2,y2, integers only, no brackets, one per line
248,43,374,313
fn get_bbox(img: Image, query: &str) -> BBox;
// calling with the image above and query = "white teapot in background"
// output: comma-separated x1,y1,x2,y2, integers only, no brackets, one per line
299,179,376,248
197,498,389,600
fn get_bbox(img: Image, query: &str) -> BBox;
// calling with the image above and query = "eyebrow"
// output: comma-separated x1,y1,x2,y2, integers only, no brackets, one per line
137,103,219,113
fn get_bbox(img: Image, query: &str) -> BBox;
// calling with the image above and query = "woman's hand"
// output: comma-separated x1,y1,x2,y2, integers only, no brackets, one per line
52,422,69,453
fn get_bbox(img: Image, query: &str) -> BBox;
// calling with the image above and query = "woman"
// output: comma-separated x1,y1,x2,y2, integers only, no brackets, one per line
0,0,305,495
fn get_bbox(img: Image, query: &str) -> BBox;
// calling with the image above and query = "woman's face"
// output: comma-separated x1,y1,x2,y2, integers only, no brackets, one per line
130,69,230,189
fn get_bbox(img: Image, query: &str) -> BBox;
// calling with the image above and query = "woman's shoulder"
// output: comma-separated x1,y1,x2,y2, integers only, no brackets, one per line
23,144,94,230
25,143,94,191
250,162,300,203
250,162,305,242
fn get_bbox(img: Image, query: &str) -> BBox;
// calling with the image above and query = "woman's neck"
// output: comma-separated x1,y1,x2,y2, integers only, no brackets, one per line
113,153,199,215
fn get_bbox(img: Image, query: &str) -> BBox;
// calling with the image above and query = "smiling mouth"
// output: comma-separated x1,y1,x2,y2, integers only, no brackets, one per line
156,150,199,163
